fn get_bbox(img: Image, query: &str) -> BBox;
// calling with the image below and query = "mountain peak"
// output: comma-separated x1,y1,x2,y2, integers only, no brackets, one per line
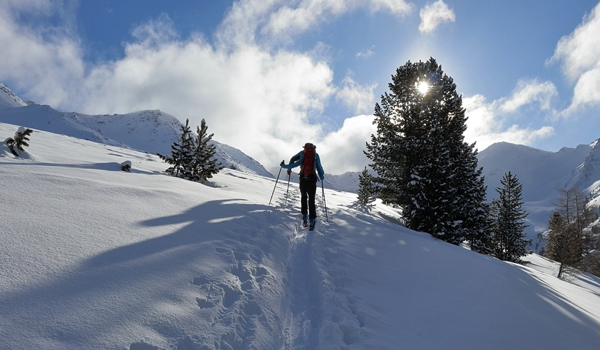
0,82,30,108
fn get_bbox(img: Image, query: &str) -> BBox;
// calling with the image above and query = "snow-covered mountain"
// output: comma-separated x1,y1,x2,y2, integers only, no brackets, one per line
1,121,600,350
0,83,272,178
477,141,593,202
477,141,600,245
0,82,31,108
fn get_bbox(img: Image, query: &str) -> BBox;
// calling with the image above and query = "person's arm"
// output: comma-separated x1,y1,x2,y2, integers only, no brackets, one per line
281,151,303,169
315,154,324,180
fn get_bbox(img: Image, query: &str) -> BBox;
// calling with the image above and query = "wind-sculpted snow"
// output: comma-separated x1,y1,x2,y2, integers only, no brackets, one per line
1,123,600,349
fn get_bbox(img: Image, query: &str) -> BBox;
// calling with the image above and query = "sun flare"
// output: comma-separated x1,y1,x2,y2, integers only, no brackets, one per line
417,81,430,94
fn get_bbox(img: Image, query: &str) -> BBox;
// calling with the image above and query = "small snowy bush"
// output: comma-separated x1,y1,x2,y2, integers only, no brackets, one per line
4,127,33,157
120,161,132,172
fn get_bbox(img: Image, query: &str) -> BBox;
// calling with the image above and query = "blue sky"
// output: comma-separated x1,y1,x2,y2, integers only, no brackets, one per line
1,0,600,174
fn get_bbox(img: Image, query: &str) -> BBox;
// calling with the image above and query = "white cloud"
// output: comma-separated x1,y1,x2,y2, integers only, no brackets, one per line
418,0,455,33
464,94,554,151
370,0,414,16
549,2,600,115
0,0,416,175
225,0,414,43
356,46,375,59
500,79,558,113
335,75,377,115
81,21,335,169
319,114,376,172
0,0,84,106
263,0,348,40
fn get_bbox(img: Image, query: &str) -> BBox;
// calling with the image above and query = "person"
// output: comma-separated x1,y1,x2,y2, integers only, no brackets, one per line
281,142,325,230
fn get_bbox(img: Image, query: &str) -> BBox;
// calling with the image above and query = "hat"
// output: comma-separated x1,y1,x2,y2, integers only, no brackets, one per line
303,142,316,149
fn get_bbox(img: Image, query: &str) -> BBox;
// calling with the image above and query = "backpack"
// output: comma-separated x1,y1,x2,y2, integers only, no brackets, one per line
300,143,317,177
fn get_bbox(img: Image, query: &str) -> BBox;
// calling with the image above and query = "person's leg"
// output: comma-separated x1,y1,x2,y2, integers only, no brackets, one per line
299,180,308,218
307,180,317,220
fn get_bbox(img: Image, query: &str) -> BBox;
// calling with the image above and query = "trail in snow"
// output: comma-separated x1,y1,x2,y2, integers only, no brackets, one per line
2,124,600,349
276,180,365,349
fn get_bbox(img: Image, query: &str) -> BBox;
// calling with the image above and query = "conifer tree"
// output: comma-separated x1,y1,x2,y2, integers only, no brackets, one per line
191,119,223,183
158,119,195,179
492,172,530,262
545,211,576,278
364,58,487,244
544,187,599,277
357,167,376,207
460,147,494,254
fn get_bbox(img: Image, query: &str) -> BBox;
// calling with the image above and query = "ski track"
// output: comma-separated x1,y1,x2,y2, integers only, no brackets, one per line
124,182,366,349
279,185,366,350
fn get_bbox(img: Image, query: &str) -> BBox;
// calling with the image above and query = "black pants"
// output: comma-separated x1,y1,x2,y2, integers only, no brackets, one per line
299,177,317,219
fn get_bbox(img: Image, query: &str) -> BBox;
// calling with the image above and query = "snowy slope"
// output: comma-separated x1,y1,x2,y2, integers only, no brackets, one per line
0,82,30,108
0,83,272,178
1,122,600,350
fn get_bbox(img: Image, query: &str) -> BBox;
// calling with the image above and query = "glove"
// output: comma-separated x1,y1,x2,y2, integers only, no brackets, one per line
280,160,285,167
319,174,324,181
287,169,292,176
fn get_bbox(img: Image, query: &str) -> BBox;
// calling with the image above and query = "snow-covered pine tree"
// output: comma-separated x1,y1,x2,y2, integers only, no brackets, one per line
158,119,195,179
191,119,223,183
492,172,530,262
5,127,33,157
357,167,376,207
365,58,488,245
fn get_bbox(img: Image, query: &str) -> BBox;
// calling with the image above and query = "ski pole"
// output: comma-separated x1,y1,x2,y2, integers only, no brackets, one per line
284,171,291,205
321,180,329,223
269,161,284,205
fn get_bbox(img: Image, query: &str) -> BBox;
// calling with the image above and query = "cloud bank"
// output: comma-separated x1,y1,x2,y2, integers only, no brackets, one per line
1,0,400,174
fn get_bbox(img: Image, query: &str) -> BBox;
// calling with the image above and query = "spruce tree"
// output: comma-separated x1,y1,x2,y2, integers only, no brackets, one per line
365,58,487,244
191,119,223,183
492,172,530,262
158,119,195,179
357,167,376,207
460,147,494,254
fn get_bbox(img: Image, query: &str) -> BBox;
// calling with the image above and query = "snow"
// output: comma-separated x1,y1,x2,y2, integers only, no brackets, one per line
0,83,29,108
2,122,600,350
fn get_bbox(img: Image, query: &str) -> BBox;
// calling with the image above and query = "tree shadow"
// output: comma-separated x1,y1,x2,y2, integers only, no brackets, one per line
0,199,280,347
85,199,269,268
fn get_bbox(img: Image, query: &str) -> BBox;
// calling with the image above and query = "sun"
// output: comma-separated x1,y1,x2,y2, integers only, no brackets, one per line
417,81,430,95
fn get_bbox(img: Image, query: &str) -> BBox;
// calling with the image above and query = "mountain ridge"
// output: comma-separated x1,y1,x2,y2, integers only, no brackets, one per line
0,82,272,178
